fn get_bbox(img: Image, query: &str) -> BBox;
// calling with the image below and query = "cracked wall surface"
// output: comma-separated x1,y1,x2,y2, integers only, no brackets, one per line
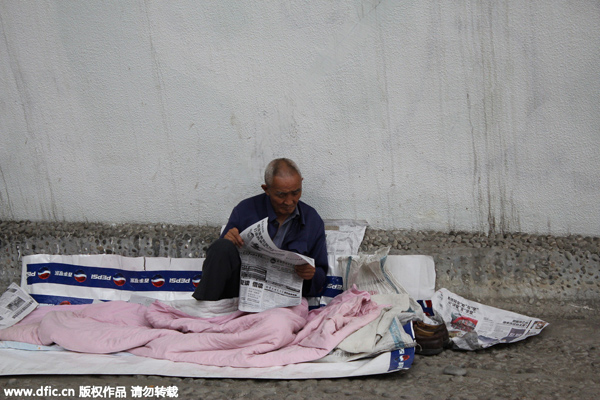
0,2,599,236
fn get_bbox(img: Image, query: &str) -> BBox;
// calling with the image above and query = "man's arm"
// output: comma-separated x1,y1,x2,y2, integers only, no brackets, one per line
220,206,245,247
220,195,266,246
223,227,244,247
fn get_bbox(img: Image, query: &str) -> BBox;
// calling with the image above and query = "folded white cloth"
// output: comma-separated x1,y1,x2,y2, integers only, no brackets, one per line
318,293,416,362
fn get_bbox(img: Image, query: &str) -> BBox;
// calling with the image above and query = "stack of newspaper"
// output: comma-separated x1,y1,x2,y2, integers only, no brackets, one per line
0,283,38,329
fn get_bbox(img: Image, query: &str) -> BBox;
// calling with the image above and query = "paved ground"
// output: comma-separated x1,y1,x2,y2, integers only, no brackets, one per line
1,308,598,400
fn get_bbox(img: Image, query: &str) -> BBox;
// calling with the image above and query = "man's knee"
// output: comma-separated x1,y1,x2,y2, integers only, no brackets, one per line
204,238,241,272
208,238,239,255
193,238,241,301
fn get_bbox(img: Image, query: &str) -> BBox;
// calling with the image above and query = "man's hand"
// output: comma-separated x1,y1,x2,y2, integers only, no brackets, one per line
294,263,316,280
223,228,244,247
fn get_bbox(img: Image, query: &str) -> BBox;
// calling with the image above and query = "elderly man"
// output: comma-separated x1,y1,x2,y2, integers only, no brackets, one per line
193,158,329,301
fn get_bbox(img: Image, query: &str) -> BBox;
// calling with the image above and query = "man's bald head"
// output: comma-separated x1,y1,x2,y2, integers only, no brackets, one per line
264,158,302,187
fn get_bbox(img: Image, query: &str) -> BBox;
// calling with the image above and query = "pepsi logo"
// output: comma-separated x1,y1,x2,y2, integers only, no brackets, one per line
113,273,126,287
151,275,165,288
74,270,87,283
192,274,202,288
38,267,51,280
59,300,71,305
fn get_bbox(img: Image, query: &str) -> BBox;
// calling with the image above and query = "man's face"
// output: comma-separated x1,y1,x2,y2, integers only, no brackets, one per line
262,173,303,221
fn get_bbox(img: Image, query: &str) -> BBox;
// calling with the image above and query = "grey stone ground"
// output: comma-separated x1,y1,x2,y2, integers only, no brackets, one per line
0,221,599,399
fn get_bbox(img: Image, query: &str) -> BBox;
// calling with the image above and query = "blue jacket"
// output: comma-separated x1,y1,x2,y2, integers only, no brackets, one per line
221,193,328,296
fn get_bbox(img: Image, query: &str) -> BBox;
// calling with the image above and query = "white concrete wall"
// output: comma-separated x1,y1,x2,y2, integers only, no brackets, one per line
0,1,598,235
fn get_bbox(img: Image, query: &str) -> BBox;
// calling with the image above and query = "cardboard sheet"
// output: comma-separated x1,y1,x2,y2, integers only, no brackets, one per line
0,343,414,379
4,222,435,379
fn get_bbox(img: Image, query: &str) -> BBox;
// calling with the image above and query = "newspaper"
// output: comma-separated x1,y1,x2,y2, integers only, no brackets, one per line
238,218,314,313
432,288,549,350
0,283,39,329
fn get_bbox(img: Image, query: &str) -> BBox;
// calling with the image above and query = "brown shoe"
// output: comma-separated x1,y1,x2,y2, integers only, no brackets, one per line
413,320,451,355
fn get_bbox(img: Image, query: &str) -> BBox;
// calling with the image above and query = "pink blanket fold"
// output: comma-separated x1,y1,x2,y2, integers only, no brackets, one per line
0,288,383,367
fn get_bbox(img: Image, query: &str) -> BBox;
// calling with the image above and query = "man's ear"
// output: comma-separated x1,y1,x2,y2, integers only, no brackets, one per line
261,184,268,193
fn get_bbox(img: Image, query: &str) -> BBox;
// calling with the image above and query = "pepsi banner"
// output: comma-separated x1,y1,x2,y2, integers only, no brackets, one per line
22,254,204,305
22,252,436,309
27,263,201,292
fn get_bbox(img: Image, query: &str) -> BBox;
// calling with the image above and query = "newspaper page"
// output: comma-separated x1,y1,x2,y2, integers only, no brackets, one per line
238,217,314,313
432,288,549,350
0,283,39,329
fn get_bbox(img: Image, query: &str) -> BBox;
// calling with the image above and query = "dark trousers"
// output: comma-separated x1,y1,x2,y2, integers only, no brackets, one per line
192,239,241,300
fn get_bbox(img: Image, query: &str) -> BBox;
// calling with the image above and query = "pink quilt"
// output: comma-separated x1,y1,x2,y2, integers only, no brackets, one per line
0,288,383,368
